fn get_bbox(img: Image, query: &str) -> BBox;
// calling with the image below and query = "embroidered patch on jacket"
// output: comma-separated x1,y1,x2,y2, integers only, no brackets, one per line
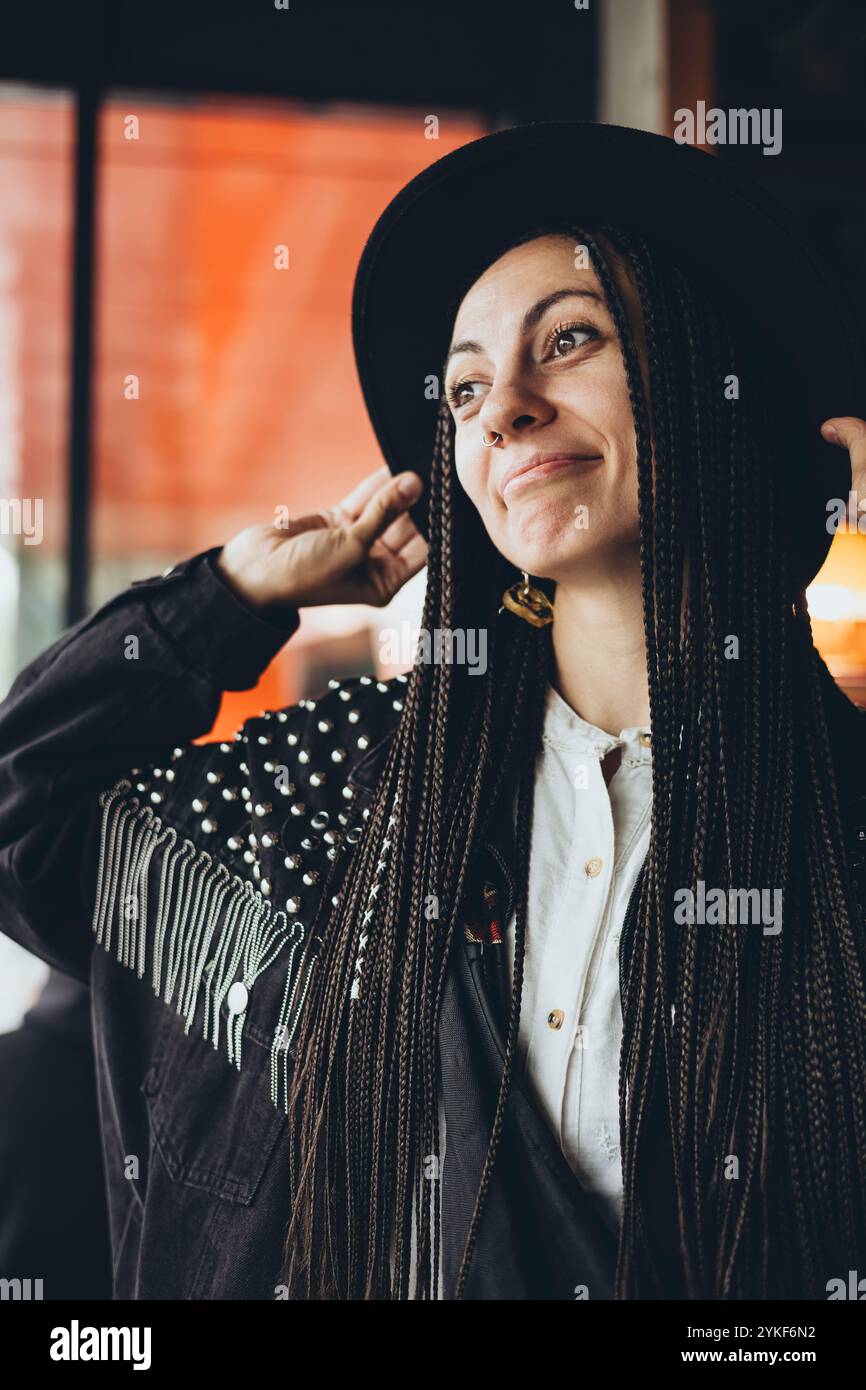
463,880,503,945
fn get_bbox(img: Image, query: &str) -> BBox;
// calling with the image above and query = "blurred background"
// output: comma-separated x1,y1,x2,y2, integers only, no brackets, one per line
0,0,865,1025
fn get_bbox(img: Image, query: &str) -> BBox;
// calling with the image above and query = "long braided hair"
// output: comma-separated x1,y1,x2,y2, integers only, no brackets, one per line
280,224,866,1299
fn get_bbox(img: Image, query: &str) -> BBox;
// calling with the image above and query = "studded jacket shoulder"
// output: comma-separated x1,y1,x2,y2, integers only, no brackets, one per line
0,542,405,1095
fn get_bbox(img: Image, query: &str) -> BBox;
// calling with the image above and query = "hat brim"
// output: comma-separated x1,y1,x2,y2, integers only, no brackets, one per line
351,120,864,587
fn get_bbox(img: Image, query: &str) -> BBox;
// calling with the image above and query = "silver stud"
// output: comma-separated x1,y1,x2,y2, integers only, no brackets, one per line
327,847,338,861
277,710,288,722
331,748,348,763
392,700,403,711
244,801,253,814
260,831,278,849
239,762,249,775
192,797,208,813
348,709,361,723
150,790,164,805
328,678,341,689
286,896,302,914
338,812,350,826
263,760,275,773
311,811,330,830
277,781,296,797
376,681,388,692
309,771,326,787
298,749,310,764
243,849,256,865
219,742,233,754
252,863,261,881
362,807,371,820
317,718,334,733
285,853,302,870
360,676,372,685
302,870,320,886
165,768,176,782
172,746,185,758
201,817,218,833
287,732,298,746
248,833,258,848
300,836,320,851
338,689,351,701
254,802,273,817
323,829,341,845
227,835,243,852
346,826,363,844
241,786,251,800
206,770,223,785
261,878,272,896
357,735,370,750
290,802,305,816
222,787,239,801
342,785,354,800
257,734,273,746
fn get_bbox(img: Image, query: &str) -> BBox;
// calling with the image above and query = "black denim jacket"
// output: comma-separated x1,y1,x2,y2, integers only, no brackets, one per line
1,546,865,1300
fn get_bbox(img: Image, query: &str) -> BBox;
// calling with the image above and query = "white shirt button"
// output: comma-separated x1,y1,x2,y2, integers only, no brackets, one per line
547,1008,565,1031
585,856,603,878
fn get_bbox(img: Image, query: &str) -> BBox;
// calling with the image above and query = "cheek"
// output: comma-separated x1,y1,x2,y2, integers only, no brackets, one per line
572,366,633,450
454,443,490,512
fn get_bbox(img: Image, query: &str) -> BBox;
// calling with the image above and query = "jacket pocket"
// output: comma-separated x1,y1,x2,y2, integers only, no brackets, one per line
141,996,290,1205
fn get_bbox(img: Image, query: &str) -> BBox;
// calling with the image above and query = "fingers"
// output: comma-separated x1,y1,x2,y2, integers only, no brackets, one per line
350,472,424,549
335,464,391,520
275,511,331,538
378,507,423,555
821,417,866,491
394,532,429,578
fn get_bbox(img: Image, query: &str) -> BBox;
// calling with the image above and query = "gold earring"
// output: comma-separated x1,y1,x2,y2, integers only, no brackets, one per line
501,570,554,627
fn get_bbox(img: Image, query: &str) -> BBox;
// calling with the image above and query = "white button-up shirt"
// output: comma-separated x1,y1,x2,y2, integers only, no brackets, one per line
503,680,652,1234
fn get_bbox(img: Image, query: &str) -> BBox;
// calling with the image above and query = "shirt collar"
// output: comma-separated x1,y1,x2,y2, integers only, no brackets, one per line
543,681,652,763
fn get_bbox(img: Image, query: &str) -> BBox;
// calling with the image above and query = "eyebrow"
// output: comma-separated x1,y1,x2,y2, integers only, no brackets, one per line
444,287,603,373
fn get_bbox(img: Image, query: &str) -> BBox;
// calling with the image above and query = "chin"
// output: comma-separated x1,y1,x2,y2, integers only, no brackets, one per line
499,502,595,574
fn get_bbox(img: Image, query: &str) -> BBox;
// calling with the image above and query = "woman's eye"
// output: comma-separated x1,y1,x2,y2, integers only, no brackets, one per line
447,380,478,410
547,322,597,358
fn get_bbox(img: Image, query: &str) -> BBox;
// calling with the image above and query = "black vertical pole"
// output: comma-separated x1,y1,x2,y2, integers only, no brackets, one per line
66,84,100,626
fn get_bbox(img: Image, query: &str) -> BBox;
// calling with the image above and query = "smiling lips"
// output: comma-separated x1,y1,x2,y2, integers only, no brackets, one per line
499,451,603,500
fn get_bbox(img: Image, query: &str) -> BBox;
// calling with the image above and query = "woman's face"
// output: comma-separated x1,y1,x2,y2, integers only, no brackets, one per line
444,233,648,582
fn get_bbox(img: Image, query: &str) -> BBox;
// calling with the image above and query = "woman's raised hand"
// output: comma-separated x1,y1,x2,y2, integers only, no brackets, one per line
214,465,427,621
821,416,866,496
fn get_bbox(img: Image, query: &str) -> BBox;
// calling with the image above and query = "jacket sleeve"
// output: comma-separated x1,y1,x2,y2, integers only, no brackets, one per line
0,546,301,983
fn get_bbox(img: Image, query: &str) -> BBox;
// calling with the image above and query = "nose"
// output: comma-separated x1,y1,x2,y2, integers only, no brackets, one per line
477,378,555,444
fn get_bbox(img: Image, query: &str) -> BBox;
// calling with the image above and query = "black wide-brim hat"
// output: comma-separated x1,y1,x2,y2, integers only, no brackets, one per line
351,120,866,588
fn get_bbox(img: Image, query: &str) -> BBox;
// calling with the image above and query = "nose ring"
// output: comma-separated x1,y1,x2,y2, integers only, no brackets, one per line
482,430,503,447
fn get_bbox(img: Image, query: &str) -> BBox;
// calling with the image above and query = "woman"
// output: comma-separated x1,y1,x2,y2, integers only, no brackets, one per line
1,121,865,1302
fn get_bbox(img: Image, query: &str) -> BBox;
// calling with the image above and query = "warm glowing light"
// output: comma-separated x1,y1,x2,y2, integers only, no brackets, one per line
806,584,866,622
